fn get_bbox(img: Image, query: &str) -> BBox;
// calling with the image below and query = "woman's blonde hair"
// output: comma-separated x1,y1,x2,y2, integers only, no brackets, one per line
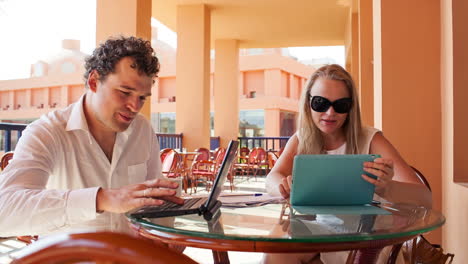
297,64,362,154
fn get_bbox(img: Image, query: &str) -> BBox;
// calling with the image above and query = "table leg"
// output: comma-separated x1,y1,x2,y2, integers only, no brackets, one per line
212,250,230,264
347,248,383,264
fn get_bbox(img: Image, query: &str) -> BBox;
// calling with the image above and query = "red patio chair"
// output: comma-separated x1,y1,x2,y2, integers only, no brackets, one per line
189,147,226,193
268,152,278,169
161,149,181,178
1,151,14,170
159,148,173,163
250,147,269,179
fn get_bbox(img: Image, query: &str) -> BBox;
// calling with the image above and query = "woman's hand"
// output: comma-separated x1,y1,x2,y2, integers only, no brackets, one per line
278,175,293,199
362,158,394,196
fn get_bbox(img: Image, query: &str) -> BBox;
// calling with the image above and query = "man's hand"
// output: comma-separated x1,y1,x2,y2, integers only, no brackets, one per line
96,178,184,213
278,175,292,199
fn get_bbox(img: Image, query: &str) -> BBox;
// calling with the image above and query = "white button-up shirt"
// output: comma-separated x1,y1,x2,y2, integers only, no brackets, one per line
0,95,162,236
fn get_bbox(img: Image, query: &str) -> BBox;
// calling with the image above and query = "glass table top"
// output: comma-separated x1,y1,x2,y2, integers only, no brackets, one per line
127,202,445,243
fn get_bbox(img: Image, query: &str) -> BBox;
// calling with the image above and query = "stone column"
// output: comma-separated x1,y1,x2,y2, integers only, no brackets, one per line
175,4,211,150
214,39,239,148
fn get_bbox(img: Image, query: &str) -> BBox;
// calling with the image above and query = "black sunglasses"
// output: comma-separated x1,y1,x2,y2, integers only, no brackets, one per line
309,96,352,114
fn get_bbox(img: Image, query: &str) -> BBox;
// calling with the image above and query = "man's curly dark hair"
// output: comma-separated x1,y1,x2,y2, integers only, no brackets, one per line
84,36,160,87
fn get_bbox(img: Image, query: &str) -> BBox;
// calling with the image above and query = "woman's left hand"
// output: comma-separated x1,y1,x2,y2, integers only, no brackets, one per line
362,158,394,196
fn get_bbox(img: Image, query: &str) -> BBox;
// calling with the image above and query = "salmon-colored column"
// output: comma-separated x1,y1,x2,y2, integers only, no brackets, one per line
374,0,441,243
44,88,49,108
25,90,31,109
265,109,280,138
214,39,239,148
264,69,281,97
95,0,152,119
358,0,374,127
8,91,14,109
351,12,360,90
442,0,468,259
60,85,69,107
176,5,211,150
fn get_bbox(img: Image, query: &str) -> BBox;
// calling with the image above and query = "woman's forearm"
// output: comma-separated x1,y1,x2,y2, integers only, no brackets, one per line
383,181,433,208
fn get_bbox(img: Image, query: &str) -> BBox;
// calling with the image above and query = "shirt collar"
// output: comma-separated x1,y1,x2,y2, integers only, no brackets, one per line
66,94,89,132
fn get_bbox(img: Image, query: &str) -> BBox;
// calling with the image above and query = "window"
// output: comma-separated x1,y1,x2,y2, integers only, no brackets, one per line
239,110,264,137
153,112,176,133
61,62,76,74
280,111,297,136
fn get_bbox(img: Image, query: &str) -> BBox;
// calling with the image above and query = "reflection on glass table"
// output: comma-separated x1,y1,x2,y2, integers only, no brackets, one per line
127,202,444,264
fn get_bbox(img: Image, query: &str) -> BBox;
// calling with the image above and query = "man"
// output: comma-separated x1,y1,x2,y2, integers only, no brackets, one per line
0,36,182,236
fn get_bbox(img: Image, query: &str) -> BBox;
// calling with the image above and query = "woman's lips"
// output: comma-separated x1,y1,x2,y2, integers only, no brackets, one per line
321,119,337,125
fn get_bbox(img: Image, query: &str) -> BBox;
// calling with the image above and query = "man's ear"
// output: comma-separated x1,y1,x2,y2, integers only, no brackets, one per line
87,70,99,93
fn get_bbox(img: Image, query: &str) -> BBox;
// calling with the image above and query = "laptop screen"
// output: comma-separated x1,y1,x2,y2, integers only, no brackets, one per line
204,140,239,209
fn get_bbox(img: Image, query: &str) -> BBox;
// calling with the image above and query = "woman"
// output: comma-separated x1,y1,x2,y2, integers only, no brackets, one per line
263,64,432,264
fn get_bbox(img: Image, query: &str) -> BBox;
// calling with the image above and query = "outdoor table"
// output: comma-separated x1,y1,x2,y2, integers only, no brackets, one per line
127,202,444,264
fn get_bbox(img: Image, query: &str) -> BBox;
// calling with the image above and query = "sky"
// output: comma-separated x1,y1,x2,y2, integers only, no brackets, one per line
0,0,344,81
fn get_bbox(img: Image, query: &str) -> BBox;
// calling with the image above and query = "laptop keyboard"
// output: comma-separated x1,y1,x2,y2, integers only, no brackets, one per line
153,197,205,211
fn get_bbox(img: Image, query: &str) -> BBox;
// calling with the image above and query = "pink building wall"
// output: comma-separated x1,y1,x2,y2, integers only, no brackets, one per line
0,38,314,137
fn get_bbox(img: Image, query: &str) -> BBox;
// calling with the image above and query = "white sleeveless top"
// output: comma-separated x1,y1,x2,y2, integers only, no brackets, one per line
297,126,380,155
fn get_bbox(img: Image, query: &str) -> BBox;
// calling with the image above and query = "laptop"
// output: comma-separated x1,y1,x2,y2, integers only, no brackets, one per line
290,154,389,215
130,140,239,220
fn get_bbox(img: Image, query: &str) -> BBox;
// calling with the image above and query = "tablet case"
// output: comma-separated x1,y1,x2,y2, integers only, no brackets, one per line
290,154,380,206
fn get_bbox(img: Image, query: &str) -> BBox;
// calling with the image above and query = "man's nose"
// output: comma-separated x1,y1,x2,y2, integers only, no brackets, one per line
126,96,142,112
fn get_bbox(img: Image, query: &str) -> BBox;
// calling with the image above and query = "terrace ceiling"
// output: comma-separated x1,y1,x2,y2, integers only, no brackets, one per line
152,0,351,48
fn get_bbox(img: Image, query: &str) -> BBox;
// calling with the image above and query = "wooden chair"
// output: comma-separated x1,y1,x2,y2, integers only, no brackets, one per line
11,231,198,264
160,149,189,193
232,148,257,180
211,147,223,161
0,152,38,244
238,147,250,163
249,147,269,179
189,147,226,193
193,147,210,162
384,166,454,264
161,149,180,178
159,148,173,163
1,151,14,170
268,152,278,169
410,165,431,191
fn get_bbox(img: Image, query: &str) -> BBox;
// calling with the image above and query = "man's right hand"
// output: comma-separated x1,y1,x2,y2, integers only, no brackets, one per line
278,175,292,199
96,178,184,213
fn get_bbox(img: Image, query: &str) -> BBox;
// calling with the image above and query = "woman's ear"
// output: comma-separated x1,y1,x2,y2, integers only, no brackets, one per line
87,70,99,93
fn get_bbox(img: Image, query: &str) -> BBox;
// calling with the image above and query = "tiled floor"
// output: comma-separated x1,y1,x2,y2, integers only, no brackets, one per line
0,175,269,264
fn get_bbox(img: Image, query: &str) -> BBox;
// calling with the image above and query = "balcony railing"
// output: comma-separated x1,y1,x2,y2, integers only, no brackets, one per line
238,136,290,151
156,133,183,151
1,122,284,154
0,123,28,152
155,133,220,151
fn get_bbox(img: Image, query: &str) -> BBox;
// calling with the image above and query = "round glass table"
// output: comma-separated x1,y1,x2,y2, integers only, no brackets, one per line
127,202,444,264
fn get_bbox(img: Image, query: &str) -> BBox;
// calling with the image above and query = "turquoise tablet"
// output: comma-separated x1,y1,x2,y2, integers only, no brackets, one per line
290,154,380,206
